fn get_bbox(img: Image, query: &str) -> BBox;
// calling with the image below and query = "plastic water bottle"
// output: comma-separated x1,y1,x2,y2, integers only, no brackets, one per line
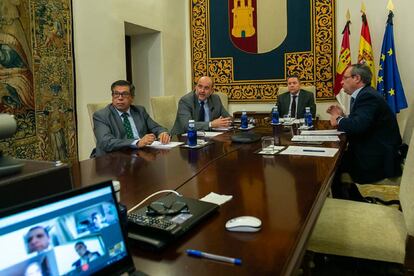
271,106,279,124
187,119,197,146
304,107,313,127
241,111,248,129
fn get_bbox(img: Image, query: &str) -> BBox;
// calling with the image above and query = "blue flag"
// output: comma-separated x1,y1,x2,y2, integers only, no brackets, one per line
377,11,407,114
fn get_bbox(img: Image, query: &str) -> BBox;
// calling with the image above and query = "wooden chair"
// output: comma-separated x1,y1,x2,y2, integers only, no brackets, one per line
150,96,177,131
307,131,414,266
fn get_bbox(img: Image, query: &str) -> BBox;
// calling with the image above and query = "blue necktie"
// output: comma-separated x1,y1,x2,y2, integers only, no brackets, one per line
121,113,134,139
199,101,205,121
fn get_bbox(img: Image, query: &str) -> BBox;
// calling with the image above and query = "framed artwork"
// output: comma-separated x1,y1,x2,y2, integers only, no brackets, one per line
190,0,336,102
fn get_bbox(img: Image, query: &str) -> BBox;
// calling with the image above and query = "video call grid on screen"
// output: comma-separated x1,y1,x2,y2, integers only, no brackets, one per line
0,186,128,276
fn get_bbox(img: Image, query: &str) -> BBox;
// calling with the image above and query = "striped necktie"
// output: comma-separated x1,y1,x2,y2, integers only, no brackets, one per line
121,113,134,139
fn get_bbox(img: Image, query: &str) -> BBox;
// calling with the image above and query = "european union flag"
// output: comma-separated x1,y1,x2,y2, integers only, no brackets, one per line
377,11,407,114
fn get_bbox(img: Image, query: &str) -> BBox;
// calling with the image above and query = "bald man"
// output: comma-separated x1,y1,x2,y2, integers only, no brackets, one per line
171,76,231,135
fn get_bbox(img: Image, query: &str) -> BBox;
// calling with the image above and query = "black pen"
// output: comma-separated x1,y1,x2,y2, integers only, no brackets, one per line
303,149,325,152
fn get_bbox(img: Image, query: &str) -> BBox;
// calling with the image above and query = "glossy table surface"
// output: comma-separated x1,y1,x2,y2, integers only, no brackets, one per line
73,121,345,275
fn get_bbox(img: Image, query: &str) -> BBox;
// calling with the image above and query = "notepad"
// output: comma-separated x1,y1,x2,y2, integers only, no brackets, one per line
280,146,338,157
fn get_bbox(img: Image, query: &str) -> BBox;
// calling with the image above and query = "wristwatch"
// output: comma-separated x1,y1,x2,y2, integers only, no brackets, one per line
209,122,212,128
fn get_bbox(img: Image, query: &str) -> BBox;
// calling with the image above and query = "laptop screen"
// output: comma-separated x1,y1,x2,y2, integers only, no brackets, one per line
0,181,135,276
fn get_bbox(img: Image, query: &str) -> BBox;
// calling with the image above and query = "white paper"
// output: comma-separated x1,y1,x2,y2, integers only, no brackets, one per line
181,131,223,137
211,127,232,131
257,145,285,155
300,130,344,135
291,135,340,142
200,192,233,205
279,146,338,157
146,141,184,149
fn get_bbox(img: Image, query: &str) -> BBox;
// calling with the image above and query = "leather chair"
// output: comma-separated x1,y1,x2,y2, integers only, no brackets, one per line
215,91,229,111
150,96,177,131
307,131,414,265
87,102,109,131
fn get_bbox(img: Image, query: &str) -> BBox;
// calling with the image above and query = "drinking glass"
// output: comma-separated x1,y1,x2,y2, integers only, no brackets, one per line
261,136,275,152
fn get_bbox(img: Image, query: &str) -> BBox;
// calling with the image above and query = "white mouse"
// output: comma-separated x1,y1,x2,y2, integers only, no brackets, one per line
225,216,262,232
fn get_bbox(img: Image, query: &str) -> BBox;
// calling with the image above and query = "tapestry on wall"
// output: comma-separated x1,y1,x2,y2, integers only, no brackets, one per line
191,0,336,102
0,0,77,162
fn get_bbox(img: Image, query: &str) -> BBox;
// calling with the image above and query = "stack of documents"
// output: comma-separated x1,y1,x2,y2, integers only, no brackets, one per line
280,146,338,157
182,131,223,137
147,141,184,149
291,135,340,142
300,130,344,135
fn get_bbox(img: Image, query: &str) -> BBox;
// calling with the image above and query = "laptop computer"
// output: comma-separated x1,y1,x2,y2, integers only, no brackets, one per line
127,194,219,250
0,181,143,276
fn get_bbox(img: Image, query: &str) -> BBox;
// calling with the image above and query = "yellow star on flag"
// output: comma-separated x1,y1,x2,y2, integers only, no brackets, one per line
389,88,395,96
379,64,383,71
388,48,393,56
378,76,383,83
381,54,385,61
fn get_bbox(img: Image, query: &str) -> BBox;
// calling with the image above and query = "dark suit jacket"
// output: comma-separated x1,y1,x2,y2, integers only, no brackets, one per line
338,86,402,183
93,104,167,156
276,89,316,118
171,91,230,135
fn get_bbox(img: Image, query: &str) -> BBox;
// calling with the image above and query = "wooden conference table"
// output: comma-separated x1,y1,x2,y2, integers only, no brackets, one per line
73,121,346,275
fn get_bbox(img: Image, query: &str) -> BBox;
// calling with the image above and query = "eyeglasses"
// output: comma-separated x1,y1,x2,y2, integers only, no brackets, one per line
112,92,131,98
146,201,189,216
342,75,354,80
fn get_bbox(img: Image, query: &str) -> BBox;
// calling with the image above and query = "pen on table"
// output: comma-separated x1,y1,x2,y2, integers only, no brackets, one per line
303,149,325,152
186,249,242,265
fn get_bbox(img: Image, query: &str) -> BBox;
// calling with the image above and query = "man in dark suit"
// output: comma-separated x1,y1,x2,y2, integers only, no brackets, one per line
171,76,231,135
327,64,402,199
72,241,101,268
277,75,316,119
93,80,170,157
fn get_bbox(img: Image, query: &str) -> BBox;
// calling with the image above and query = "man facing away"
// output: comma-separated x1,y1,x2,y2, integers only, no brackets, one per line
171,76,232,135
93,80,170,157
327,63,402,199
276,75,316,119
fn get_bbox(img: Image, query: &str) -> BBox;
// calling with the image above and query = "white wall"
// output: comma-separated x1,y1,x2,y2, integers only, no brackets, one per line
73,0,187,160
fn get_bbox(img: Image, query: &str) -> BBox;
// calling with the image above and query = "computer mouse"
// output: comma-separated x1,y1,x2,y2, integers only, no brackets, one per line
225,216,262,232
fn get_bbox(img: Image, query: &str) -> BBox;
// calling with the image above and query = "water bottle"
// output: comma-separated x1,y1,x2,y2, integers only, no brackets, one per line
304,107,313,127
187,119,197,146
241,111,248,129
271,106,279,124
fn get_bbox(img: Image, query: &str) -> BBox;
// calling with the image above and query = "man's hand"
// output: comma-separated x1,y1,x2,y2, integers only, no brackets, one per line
137,134,156,148
210,116,232,128
330,115,339,127
326,105,344,117
158,132,171,144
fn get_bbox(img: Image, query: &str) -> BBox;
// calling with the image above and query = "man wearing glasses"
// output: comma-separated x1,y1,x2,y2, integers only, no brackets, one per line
326,64,402,200
93,80,170,157
171,76,231,135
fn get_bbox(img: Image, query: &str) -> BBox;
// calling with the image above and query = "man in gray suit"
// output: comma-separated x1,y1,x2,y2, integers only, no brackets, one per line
171,76,231,135
93,80,170,156
276,75,316,119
